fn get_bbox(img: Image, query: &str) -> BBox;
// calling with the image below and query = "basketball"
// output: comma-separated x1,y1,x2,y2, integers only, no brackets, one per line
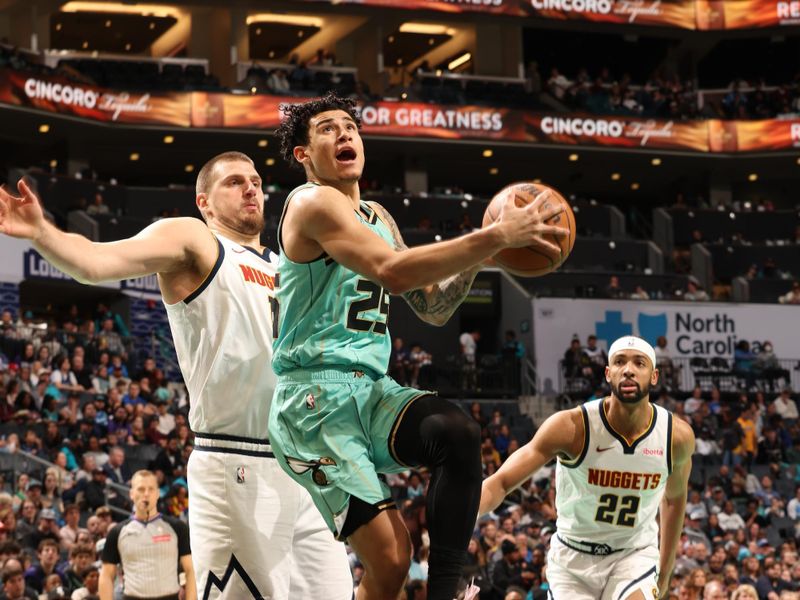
482,181,576,277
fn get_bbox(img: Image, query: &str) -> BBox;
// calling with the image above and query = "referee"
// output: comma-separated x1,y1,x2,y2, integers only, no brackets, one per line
99,470,196,600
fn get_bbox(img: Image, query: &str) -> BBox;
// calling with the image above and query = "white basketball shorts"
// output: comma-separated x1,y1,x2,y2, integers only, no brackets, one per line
187,437,353,600
546,534,660,600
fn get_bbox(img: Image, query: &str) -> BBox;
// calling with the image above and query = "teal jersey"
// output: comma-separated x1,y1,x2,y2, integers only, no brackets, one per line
272,183,394,375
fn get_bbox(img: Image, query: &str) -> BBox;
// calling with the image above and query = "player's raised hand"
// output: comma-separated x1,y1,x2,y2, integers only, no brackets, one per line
494,188,569,257
0,178,46,241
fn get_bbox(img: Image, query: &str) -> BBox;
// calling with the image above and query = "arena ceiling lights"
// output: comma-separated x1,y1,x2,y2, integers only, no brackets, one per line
59,2,181,18
398,23,456,36
245,14,323,27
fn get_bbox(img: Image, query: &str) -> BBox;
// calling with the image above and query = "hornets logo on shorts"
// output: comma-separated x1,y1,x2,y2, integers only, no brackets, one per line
285,455,337,486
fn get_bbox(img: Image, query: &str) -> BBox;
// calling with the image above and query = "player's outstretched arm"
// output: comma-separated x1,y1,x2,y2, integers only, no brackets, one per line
479,408,584,516
290,186,567,295
657,418,695,599
368,201,481,326
0,179,210,284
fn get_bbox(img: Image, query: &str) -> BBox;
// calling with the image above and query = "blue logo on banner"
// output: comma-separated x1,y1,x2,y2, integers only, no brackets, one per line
637,313,668,346
121,275,159,293
595,310,669,346
595,311,632,345
23,250,73,281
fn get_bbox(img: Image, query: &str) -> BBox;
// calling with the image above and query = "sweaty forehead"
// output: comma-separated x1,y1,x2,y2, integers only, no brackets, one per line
213,160,259,182
610,350,650,363
310,109,355,127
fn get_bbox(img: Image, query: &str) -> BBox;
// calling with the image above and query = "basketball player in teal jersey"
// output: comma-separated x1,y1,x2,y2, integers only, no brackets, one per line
269,92,568,600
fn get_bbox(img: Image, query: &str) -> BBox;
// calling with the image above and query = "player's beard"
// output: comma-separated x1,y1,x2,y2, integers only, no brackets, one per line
219,211,265,236
612,378,650,404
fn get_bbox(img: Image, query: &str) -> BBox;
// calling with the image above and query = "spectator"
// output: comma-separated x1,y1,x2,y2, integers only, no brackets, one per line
603,275,623,299
489,540,525,600
0,560,37,600
389,337,410,385
786,486,800,520
756,558,791,598
685,278,710,301
267,69,291,94
152,435,184,480
734,341,757,390
50,358,82,397
23,539,64,593
582,335,606,386
20,509,60,552
685,387,704,416
754,343,790,391
60,546,94,596
408,343,433,389
778,281,800,304
69,566,98,600
703,580,728,600
102,447,130,486
562,337,590,380
730,585,758,600
773,388,798,422
84,470,107,513
406,472,425,500
460,329,480,391
718,500,746,532
58,505,82,553
85,193,109,216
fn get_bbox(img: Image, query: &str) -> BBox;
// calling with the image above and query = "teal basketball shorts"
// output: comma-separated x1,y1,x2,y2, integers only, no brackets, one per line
267,367,429,538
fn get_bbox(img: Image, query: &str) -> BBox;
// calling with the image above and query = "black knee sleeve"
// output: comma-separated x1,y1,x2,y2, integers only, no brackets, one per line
393,396,483,600
393,395,482,474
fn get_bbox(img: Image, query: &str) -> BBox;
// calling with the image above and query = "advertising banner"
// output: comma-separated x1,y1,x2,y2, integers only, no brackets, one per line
296,0,697,26
5,68,800,153
708,118,800,152
0,236,152,296
532,297,800,393
524,114,710,151
696,0,800,29
300,0,800,29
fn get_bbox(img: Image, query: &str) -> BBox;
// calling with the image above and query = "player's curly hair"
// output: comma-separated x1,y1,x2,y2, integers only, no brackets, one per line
276,92,361,171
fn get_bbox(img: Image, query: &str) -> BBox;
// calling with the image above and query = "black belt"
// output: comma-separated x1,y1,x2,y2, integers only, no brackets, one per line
123,594,179,600
557,535,623,556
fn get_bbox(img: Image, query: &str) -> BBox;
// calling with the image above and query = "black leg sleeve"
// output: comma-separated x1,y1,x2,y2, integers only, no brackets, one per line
393,395,483,600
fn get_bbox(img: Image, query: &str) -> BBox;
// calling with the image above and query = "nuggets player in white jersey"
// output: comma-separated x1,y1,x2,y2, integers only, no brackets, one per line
0,152,352,600
480,336,695,600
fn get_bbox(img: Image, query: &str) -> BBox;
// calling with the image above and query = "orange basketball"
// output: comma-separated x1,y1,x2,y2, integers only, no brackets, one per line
482,181,576,277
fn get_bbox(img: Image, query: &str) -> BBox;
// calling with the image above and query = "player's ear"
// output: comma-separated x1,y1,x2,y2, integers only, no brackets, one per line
196,193,209,218
651,368,659,386
293,145,309,166
604,365,610,383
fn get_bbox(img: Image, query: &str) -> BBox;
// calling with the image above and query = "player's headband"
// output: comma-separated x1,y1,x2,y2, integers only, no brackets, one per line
608,336,656,368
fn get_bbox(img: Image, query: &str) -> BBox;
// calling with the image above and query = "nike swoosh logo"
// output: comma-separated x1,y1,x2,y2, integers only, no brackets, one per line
596,445,615,452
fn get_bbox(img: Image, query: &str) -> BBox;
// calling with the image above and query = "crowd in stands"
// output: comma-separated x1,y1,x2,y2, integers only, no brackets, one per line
0,304,190,600
7,35,800,122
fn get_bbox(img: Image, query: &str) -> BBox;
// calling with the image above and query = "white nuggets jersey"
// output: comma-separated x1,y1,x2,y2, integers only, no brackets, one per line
555,398,673,551
164,232,277,440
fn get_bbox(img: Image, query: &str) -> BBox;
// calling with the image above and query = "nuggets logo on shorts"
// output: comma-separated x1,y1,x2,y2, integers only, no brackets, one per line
236,466,245,484
285,456,337,486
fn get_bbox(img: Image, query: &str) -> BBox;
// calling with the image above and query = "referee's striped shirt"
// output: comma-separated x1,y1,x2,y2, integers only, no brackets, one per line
101,513,190,600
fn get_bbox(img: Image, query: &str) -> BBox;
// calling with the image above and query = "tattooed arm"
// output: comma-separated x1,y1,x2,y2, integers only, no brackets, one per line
368,201,482,326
